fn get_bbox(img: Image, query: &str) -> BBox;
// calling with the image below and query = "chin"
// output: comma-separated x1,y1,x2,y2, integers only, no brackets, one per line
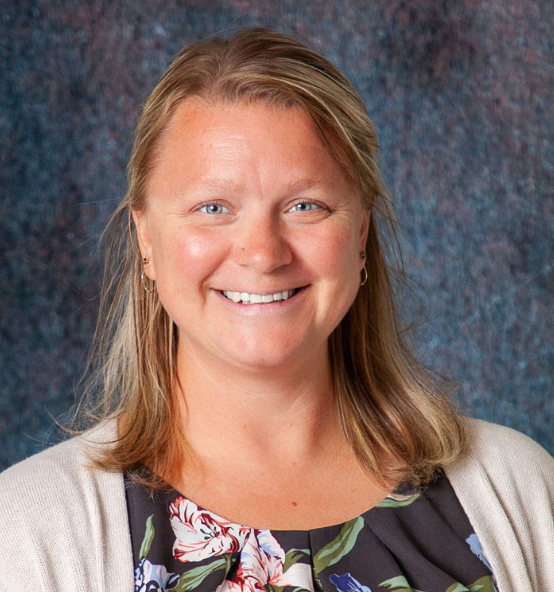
226,350,301,372
220,338,318,372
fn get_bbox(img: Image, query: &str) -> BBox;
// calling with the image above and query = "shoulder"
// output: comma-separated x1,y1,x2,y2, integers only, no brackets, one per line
450,417,554,484
446,418,554,590
0,420,121,501
0,421,133,590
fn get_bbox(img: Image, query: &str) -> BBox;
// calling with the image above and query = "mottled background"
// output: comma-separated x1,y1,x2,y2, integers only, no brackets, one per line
1,0,553,470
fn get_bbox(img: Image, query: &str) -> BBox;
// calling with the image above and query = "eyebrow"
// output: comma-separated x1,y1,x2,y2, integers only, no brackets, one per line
190,177,324,195
191,178,241,193
283,178,323,194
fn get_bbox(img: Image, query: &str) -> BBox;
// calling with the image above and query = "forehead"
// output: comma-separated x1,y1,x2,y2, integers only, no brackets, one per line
147,98,355,197
161,98,326,155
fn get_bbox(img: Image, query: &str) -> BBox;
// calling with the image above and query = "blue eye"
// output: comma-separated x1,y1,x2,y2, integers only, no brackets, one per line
198,203,230,214
289,202,322,212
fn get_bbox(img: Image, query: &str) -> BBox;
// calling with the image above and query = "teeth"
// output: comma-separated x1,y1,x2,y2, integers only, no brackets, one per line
222,289,297,304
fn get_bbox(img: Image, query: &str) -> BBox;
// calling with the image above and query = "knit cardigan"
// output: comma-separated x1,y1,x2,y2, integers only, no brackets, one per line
0,419,552,591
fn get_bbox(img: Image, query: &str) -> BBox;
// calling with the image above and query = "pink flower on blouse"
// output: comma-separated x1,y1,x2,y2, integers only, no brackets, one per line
218,530,314,592
170,497,250,562
170,497,313,591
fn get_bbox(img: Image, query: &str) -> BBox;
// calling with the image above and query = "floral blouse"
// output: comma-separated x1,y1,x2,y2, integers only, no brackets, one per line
125,472,498,592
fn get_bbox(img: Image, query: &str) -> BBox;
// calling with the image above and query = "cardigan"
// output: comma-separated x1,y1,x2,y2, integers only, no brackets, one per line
0,419,552,591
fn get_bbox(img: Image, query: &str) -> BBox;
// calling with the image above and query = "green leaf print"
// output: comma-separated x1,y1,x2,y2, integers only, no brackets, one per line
379,575,425,591
375,494,421,509
169,556,229,592
379,573,494,592
444,584,469,592
284,548,310,572
468,576,496,592
312,570,324,592
444,577,495,592
139,514,155,560
313,516,364,574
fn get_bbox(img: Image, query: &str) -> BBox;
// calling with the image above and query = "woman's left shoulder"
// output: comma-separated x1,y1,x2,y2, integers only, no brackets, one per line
459,417,554,477
446,417,554,501
444,419,554,590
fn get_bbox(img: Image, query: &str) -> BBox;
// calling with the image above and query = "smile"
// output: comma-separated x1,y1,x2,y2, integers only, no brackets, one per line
221,289,298,304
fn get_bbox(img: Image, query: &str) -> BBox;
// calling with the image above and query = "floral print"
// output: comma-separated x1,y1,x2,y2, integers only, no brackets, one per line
134,558,180,592
168,497,313,592
466,534,499,592
170,496,249,562
219,529,314,592
126,473,496,592
330,573,373,592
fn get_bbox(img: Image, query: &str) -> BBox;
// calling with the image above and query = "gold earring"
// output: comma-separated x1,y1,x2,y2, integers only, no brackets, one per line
141,257,156,294
360,251,368,287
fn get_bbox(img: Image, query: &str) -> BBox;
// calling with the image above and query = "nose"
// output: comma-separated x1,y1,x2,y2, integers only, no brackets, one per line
233,215,293,273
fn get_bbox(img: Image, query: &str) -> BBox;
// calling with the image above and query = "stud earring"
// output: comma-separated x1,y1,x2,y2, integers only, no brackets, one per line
360,251,368,287
141,257,156,294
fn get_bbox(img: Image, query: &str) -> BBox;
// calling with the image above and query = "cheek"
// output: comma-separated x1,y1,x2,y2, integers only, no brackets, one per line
151,228,228,286
308,227,361,278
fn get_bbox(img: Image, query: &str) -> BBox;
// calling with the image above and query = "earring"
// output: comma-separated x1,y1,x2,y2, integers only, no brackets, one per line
141,257,157,294
360,251,368,287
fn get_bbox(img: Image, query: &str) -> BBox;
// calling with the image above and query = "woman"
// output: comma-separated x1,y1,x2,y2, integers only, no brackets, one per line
0,28,552,592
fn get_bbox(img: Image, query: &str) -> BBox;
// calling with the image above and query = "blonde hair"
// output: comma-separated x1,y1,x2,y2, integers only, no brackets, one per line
82,28,464,487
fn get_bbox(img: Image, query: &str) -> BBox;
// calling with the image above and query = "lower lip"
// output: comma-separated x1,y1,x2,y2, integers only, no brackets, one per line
214,287,308,314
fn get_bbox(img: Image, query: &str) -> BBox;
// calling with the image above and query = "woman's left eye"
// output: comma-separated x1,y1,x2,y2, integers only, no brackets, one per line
198,203,231,214
288,201,324,212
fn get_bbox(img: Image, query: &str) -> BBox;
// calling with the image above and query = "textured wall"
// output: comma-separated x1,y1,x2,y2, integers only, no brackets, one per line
1,0,553,470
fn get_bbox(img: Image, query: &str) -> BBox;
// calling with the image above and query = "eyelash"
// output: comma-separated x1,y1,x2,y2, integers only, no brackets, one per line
196,201,231,215
288,200,326,212
194,199,327,215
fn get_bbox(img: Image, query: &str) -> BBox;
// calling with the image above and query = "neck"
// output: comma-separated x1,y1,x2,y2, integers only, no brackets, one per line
166,339,391,531
174,341,340,466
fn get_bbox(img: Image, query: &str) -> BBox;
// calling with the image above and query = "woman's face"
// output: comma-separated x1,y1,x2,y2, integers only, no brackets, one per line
134,99,369,372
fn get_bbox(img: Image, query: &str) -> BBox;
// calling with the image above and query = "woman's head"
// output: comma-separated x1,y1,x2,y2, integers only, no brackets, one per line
124,25,392,375
89,28,462,486
132,99,370,372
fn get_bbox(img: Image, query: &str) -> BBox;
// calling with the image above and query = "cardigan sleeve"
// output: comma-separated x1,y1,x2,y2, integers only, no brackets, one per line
0,423,134,591
446,418,554,592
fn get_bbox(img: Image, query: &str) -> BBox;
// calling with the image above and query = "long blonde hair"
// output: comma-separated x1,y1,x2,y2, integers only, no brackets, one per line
82,28,464,487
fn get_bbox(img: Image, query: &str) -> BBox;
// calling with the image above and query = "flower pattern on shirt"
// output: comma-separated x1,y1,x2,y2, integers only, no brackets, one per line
134,557,180,592
170,496,250,562
218,528,314,592
128,475,497,592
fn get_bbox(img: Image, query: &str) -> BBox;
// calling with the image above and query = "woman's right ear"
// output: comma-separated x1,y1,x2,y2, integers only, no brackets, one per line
132,208,156,281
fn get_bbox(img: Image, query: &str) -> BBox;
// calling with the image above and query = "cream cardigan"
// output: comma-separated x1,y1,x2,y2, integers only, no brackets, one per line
0,419,552,591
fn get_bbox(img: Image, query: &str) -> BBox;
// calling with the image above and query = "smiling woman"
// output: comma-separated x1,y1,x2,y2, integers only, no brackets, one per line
133,101,368,372
0,27,553,592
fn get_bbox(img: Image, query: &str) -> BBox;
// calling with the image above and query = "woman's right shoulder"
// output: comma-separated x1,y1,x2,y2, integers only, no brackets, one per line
0,420,119,500
0,421,133,589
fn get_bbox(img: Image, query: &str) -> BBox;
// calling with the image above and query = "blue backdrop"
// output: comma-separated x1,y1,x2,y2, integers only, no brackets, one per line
1,0,552,469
